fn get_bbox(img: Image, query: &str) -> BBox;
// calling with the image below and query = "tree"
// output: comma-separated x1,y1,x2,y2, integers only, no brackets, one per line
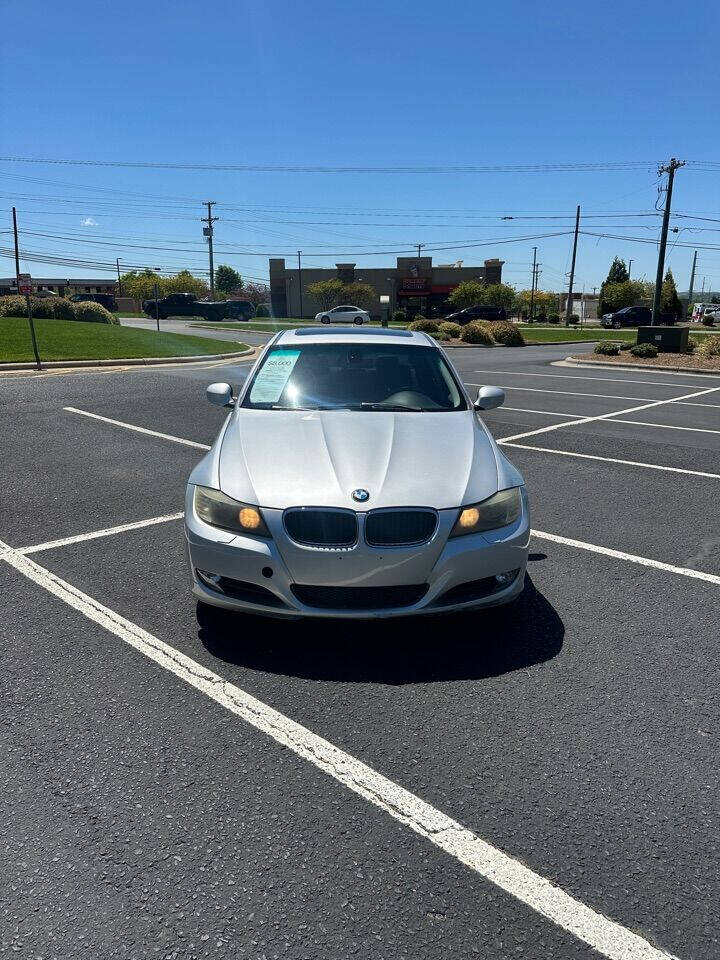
599,280,648,315
215,265,242,295
605,257,629,283
241,282,271,307
306,278,344,310
448,281,485,310
341,281,375,310
119,269,208,301
513,289,558,318
448,281,515,311
661,269,682,318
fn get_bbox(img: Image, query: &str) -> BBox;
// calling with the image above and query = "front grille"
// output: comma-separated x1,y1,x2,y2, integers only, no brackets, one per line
365,509,438,547
291,583,428,610
284,508,357,547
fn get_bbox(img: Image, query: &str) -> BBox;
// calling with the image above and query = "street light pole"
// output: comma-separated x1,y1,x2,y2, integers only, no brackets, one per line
529,246,537,322
116,257,123,296
627,259,633,280
564,205,581,326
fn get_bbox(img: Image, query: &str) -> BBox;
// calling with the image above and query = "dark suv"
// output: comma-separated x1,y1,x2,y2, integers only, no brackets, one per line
600,306,651,329
70,293,118,311
442,304,507,325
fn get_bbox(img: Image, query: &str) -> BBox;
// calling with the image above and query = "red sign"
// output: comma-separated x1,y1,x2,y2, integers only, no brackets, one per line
17,273,32,295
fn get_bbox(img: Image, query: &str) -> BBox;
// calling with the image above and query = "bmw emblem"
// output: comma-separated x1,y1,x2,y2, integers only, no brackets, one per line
351,488,370,503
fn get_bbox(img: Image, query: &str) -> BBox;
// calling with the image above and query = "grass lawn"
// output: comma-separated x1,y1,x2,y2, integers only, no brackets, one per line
521,326,709,345
0,317,248,363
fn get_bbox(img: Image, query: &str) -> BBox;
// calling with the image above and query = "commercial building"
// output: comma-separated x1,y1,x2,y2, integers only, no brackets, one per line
0,277,117,297
269,256,504,320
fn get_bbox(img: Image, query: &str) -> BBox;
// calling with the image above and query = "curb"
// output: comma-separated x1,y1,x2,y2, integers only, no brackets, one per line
560,356,720,377
0,346,256,373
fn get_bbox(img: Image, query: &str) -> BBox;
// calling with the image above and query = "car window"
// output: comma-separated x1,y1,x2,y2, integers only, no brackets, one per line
243,343,467,412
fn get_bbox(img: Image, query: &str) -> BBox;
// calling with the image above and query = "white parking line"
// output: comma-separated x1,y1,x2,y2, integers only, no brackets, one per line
20,513,184,556
467,383,720,409
531,529,720,585
503,444,720,480
0,536,679,960
607,419,720,436
63,407,211,450
497,385,720,444
472,369,710,389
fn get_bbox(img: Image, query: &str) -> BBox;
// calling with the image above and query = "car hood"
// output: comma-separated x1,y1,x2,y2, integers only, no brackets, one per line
217,409,499,510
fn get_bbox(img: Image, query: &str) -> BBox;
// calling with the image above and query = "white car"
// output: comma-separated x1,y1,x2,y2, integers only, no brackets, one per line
315,304,370,325
185,326,530,619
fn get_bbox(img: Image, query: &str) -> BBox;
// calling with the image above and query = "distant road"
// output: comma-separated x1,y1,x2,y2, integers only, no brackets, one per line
119,317,272,347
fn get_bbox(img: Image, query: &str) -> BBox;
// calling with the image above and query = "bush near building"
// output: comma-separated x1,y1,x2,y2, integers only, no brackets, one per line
392,309,406,323
73,301,118,324
697,335,720,358
438,321,461,338
408,317,438,332
459,322,494,345
0,295,78,320
255,304,271,317
630,342,658,358
594,341,620,356
489,320,525,346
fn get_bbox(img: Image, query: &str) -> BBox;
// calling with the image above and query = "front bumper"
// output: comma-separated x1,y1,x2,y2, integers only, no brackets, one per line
185,486,530,619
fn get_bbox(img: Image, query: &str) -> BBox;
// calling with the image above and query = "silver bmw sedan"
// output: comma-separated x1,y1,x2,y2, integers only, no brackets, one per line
185,327,530,618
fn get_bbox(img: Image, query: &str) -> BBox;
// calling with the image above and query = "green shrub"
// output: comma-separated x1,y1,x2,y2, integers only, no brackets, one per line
489,320,525,346
701,315,715,326
0,295,27,317
594,341,620,356
392,309,406,323
429,331,450,341
255,304,270,318
547,313,561,324
73,301,118,324
569,313,580,325
408,317,439,332
459,321,494,345
50,298,77,320
630,342,658,358
27,297,58,319
697,335,720,358
438,321,461,338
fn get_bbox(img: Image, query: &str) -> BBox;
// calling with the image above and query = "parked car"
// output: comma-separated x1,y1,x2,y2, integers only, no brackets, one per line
141,292,254,321
442,305,507,325
315,304,370,324
186,326,529,619
600,306,652,329
70,293,118,312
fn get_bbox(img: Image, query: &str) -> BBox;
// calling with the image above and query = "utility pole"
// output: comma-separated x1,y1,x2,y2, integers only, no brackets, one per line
116,257,123,296
627,259,633,280
202,202,218,299
651,158,685,325
564,205,580,325
12,206,41,370
687,250,698,317
417,243,424,260
297,250,303,319
529,246,537,322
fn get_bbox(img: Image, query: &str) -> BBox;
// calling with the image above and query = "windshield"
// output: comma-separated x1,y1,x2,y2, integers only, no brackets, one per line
242,343,467,411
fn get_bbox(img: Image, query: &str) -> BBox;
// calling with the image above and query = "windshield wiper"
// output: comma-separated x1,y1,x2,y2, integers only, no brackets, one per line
358,402,423,412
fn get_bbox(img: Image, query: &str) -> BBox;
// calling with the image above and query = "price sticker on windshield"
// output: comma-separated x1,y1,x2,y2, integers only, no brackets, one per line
250,349,301,404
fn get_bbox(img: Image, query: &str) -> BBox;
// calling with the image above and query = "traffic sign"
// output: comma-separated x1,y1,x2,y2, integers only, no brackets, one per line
18,273,32,295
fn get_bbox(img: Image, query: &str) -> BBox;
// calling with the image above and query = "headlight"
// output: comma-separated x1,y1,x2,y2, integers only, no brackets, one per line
450,487,523,537
194,486,271,538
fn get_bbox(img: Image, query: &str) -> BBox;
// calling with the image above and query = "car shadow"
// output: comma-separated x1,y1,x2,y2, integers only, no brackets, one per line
198,574,563,684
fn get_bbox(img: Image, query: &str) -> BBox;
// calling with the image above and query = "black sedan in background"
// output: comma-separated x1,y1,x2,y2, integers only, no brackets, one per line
442,305,507,325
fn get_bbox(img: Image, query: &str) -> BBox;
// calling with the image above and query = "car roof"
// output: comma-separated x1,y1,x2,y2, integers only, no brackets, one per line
273,326,435,347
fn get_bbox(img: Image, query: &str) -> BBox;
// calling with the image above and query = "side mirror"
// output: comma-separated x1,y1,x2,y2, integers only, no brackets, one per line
474,386,505,411
206,382,235,408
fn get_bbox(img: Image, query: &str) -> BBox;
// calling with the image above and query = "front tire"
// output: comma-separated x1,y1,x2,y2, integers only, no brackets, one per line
612,320,621,329
321,315,330,324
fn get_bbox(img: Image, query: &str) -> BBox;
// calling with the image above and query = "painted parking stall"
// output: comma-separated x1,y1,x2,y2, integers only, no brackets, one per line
1,342,718,959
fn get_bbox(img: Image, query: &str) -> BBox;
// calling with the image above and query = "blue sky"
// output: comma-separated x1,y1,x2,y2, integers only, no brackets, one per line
2,0,720,293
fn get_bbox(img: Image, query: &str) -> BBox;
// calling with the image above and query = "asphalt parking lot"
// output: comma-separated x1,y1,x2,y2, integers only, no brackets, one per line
1,341,718,960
